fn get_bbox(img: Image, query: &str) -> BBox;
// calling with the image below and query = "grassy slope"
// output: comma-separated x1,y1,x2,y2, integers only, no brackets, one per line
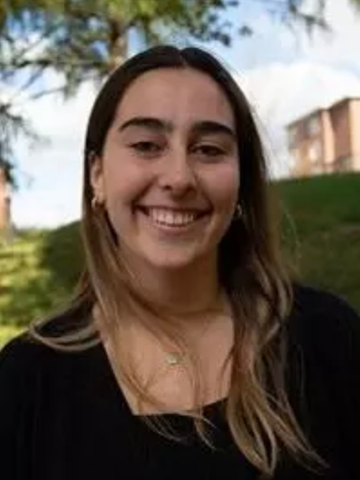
0,226,84,345
275,172,360,309
0,173,359,347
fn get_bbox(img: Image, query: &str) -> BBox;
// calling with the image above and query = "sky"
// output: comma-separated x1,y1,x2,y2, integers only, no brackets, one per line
6,0,360,228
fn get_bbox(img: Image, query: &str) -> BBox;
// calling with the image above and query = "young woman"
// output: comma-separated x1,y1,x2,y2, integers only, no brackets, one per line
1,46,359,480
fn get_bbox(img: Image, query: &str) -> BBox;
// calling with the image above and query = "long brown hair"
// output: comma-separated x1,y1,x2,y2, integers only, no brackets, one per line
30,46,322,476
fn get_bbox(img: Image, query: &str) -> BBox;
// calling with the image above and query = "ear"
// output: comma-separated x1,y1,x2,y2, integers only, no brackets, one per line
90,154,105,202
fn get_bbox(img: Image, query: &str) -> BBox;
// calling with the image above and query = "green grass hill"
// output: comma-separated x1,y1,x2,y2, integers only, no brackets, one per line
277,172,360,308
0,172,359,347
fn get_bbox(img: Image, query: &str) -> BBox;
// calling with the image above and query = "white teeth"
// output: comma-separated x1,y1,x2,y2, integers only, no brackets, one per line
146,208,197,226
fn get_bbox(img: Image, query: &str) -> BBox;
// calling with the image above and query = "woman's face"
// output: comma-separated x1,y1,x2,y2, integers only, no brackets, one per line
91,67,240,272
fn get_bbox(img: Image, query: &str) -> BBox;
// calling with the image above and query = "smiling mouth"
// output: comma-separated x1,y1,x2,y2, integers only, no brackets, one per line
136,206,209,227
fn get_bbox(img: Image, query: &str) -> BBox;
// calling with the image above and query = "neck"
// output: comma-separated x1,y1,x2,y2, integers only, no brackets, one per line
124,254,222,318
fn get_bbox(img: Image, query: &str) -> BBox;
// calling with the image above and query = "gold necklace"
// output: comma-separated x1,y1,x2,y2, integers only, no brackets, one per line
165,351,186,366
162,311,223,367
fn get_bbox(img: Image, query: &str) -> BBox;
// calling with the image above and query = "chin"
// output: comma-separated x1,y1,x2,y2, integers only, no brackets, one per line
142,253,199,272
138,243,211,272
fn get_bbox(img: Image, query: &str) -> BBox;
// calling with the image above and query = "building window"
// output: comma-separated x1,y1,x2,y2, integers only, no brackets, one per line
308,139,322,164
306,115,320,137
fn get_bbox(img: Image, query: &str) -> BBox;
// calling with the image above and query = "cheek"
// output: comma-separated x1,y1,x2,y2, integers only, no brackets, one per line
102,160,151,207
206,165,240,213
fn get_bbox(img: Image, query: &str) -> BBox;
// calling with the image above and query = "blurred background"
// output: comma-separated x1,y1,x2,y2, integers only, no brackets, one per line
1,0,360,346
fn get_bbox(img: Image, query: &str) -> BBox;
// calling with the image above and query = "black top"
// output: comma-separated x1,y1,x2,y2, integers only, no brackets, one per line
1,285,360,480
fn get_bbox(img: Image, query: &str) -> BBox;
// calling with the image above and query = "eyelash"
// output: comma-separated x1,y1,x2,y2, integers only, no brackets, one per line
191,144,225,157
129,141,161,154
128,141,226,160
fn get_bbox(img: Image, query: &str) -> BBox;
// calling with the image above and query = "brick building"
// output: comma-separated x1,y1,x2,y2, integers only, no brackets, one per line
287,97,360,177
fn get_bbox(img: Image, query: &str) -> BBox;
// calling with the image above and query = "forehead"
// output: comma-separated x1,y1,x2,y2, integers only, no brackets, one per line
113,67,235,127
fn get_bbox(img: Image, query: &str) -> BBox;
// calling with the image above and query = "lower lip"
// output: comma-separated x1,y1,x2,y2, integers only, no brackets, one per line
136,209,209,235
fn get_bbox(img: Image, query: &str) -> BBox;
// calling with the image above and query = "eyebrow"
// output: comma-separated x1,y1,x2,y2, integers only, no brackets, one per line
118,116,236,139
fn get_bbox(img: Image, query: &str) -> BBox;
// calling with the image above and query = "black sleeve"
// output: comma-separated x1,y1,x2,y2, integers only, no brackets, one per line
315,293,360,467
290,286,360,477
0,336,37,480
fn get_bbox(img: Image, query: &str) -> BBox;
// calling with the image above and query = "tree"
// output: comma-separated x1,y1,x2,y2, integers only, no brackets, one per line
0,0,358,183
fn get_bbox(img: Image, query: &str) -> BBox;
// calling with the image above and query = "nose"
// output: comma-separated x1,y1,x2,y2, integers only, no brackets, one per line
158,148,197,197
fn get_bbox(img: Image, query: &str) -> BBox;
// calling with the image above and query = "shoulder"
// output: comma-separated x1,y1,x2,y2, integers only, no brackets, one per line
0,333,56,391
0,333,54,453
286,285,360,473
292,283,359,316
0,332,46,368
0,298,94,373
0,305,93,387
0,332,78,475
287,283,360,372
289,283,360,337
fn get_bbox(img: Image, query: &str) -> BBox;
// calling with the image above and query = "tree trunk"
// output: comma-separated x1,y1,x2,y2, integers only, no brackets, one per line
107,18,129,72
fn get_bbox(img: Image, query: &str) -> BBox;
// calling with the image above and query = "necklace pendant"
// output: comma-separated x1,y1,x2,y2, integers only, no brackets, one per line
165,352,183,366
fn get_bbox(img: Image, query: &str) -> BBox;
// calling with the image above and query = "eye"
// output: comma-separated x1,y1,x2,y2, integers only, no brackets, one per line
129,141,162,155
192,144,226,159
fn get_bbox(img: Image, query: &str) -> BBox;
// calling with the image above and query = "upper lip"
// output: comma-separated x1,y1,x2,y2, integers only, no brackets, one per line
137,205,210,213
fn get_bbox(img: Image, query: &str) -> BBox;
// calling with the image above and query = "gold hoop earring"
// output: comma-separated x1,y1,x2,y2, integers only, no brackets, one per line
91,196,102,211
